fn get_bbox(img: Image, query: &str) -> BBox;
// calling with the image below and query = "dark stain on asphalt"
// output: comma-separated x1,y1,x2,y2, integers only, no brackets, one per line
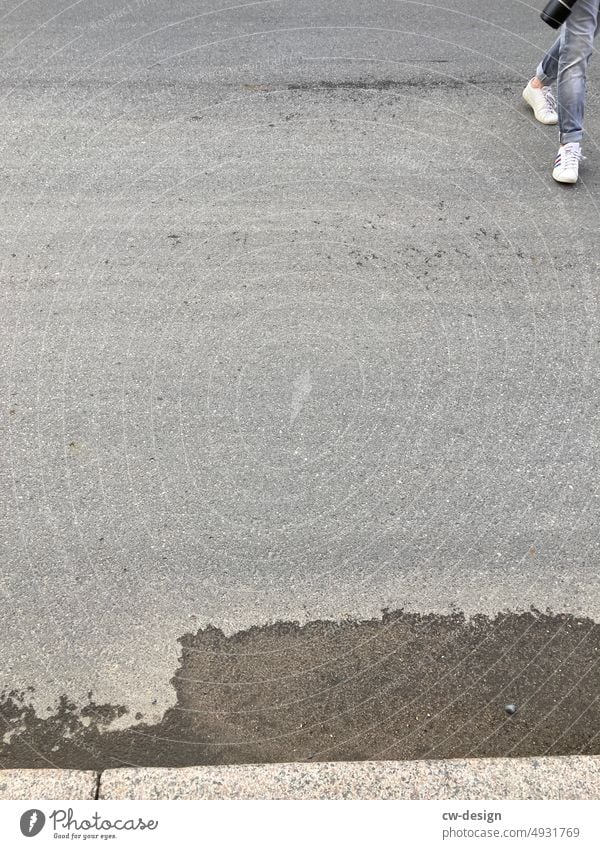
286,78,496,92
1,610,599,770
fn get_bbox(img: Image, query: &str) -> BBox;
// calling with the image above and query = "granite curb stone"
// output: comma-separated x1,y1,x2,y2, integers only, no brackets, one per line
2,758,598,800
0,769,98,800
99,756,600,800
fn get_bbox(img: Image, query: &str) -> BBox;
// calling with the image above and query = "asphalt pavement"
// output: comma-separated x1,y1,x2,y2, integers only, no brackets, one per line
1,0,600,769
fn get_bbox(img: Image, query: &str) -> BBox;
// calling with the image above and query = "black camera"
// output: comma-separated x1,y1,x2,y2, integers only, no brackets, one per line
541,0,578,28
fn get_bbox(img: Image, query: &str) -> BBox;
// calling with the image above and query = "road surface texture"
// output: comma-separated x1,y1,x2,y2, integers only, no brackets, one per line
1,0,600,769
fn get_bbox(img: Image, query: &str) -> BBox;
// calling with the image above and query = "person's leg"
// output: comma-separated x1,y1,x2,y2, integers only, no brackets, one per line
524,33,561,123
556,0,600,144
535,32,562,85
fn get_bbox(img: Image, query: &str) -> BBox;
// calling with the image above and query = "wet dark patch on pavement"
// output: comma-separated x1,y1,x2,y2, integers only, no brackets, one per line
1,610,599,770
286,78,477,91
284,77,524,92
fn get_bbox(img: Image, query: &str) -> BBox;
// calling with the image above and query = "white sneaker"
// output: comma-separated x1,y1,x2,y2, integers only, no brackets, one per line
552,142,584,184
522,80,558,124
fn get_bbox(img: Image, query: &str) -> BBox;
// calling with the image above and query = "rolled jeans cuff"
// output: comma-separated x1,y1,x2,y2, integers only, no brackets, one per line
535,62,555,85
560,129,584,143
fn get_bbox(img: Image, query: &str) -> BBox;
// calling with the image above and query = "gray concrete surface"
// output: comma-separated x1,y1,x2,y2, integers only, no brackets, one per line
0,769,97,800
101,756,600,799
1,0,600,766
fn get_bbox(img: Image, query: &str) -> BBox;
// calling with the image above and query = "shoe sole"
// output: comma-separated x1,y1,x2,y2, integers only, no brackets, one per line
522,87,558,125
553,171,578,184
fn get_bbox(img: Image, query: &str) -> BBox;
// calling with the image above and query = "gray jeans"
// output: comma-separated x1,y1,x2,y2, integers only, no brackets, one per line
536,0,600,143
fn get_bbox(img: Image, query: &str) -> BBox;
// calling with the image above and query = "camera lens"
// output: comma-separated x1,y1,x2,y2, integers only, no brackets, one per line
541,0,579,29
